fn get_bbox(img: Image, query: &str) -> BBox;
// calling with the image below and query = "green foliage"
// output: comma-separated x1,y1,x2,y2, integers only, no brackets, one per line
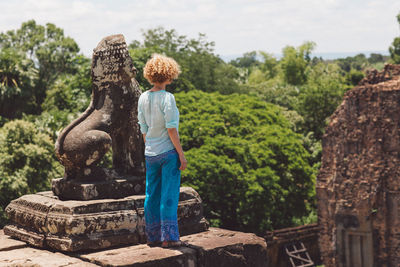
390,37,400,64
296,63,347,140
259,52,279,80
230,51,260,68
246,53,279,85
0,120,63,227
0,20,81,115
346,68,365,86
248,69,270,85
177,90,315,233
0,116,8,128
336,53,369,72
129,27,240,94
23,110,77,142
0,20,80,84
0,47,38,118
389,12,400,64
368,53,384,64
292,209,317,226
280,42,316,85
41,55,91,114
245,82,299,110
21,55,92,142
231,51,278,85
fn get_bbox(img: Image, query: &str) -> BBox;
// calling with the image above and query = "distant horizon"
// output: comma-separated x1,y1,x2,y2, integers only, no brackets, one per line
220,50,390,62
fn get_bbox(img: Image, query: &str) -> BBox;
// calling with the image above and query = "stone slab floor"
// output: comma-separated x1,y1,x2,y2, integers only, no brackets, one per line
0,228,268,267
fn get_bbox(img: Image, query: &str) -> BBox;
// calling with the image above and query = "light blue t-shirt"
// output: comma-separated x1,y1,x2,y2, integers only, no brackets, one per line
137,90,179,156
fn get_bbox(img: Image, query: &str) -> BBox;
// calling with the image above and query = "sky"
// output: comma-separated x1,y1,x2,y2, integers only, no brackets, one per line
0,0,399,59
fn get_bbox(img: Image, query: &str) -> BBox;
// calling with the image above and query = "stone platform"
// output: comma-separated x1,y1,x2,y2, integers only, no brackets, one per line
0,228,268,267
4,187,208,252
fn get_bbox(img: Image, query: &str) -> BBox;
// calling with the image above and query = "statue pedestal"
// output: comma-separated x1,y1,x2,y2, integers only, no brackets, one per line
4,187,209,252
52,175,146,200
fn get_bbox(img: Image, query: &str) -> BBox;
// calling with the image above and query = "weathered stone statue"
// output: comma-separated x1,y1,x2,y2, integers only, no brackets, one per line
55,34,144,180
52,35,146,200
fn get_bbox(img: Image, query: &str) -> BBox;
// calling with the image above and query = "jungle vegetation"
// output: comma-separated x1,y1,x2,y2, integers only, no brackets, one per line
0,16,398,234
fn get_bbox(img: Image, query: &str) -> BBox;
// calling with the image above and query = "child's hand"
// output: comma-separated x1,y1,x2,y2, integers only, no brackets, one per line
179,154,187,171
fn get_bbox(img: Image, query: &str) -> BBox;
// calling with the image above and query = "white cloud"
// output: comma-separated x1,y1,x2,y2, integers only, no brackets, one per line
0,0,399,57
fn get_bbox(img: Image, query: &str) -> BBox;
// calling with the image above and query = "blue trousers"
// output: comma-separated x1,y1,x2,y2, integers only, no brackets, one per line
144,149,181,242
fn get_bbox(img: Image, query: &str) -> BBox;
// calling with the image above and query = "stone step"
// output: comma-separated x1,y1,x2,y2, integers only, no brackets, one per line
0,228,268,267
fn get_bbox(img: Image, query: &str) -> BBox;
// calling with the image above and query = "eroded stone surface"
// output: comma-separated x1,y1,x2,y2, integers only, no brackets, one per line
0,247,99,267
78,244,197,267
4,187,208,251
317,64,400,267
0,230,26,251
52,175,146,200
181,228,268,267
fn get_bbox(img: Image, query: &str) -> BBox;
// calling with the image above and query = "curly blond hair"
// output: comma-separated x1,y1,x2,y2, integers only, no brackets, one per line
143,54,181,84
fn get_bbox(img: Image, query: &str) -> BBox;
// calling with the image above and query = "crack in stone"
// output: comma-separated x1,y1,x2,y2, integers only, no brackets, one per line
42,199,56,248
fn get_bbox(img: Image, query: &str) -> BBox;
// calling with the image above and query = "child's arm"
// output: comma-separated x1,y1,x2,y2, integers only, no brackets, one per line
167,128,187,171
143,133,146,143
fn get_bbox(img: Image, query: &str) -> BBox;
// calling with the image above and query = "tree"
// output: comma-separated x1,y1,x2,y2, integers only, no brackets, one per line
177,90,315,233
230,51,260,68
0,120,63,227
368,53,384,64
346,68,364,86
0,47,38,118
242,52,279,87
389,12,400,64
22,55,92,142
0,20,81,114
296,63,346,140
41,55,91,113
259,52,279,80
280,42,316,85
336,54,368,72
390,38,400,64
129,27,240,94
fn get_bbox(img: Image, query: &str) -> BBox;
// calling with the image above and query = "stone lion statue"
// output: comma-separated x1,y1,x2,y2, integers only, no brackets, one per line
55,34,145,180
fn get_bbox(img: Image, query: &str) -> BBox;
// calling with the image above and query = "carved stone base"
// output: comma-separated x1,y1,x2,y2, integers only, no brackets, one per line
4,187,209,252
52,175,146,200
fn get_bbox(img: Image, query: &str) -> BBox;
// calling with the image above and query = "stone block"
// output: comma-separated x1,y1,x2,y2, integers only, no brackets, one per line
181,227,268,267
52,175,146,200
0,247,98,267
4,187,208,252
78,244,197,267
